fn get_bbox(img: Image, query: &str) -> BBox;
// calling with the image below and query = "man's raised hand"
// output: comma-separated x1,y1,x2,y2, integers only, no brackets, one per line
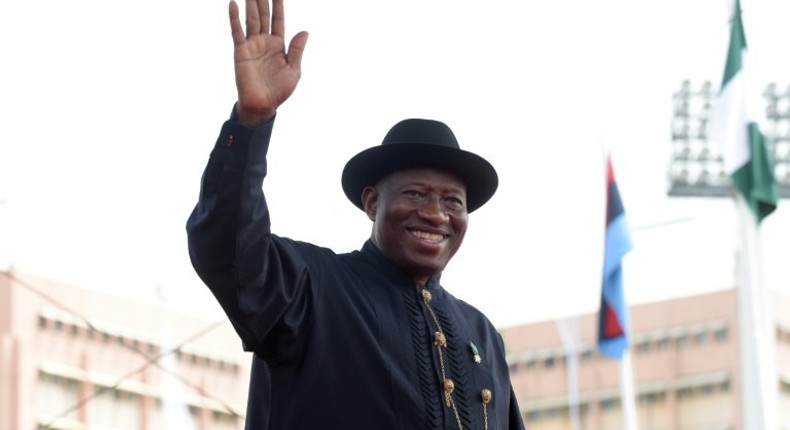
229,0,308,127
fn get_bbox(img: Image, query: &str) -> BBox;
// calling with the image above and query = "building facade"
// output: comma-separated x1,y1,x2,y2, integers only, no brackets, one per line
500,289,790,430
6,267,790,430
0,270,251,430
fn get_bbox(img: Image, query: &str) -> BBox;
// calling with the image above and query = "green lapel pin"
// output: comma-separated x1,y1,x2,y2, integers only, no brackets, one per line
469,341,482,364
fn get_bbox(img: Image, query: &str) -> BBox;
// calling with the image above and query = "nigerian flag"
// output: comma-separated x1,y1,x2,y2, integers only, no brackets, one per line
707,0,778,224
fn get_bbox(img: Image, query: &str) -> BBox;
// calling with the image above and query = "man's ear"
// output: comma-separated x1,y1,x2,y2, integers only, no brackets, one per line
361,186,378,221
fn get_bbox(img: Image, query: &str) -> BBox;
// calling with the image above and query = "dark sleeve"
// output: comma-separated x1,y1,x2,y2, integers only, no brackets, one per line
186,113,312,363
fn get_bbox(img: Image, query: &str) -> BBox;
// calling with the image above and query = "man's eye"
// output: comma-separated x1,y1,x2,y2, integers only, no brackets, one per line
404,190,422,197
445,198,465,210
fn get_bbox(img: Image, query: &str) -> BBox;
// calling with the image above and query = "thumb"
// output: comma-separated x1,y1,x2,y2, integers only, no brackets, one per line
286,31,309,70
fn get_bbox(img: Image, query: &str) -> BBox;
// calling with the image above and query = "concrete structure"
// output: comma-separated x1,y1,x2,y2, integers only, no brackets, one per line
500,288,790,430
0,270,251,430
7,266,790,430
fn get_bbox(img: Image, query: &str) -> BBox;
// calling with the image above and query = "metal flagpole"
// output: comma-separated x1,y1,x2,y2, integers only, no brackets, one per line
556,317,582,430
734,194,778,430
619,350,639,430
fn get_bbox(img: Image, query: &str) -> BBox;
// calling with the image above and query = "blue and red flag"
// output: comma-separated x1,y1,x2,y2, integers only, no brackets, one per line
597,156,633,359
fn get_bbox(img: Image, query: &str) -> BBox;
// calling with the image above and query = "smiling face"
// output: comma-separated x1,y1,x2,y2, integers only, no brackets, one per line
362,168,468,285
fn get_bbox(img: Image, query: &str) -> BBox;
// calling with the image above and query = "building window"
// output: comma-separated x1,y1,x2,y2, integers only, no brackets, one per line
150,398,197,429
544,406,566,418
36,373,80,424
600,398,620,410
213,410,240,430
91,388,141,430
526,410,541,422
714,326,729,342
639,391,666,405
693,330,708,345
677,387,694,399
635,339,650,353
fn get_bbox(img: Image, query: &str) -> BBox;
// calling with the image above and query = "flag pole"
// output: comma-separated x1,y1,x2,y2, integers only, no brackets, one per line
596,142,639,430
614,244,639,430
556,317,582,430
734,194,778,430
619,349,639,430
705,0,781,427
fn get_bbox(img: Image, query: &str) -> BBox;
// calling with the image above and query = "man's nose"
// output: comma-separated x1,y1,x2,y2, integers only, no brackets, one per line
417,196,450,223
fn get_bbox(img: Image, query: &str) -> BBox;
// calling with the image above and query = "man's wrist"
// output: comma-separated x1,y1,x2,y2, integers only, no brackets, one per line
234,104,276,128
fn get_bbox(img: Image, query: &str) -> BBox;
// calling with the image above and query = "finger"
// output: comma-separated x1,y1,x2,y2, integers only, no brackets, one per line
229,1,245,46
286,31,309,70
271,0,284,36
259,0,271,34
245,0,261,36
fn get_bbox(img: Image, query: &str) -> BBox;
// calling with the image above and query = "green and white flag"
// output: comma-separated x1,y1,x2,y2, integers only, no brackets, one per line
707,0,778,224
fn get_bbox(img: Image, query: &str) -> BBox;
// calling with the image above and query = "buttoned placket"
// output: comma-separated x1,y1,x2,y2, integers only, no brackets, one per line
419,286,493,430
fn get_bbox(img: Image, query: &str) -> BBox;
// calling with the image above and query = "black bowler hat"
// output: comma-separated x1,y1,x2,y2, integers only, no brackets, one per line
341,118,498,213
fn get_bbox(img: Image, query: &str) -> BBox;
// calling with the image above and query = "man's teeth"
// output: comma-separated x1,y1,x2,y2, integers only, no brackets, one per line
410,230,444,243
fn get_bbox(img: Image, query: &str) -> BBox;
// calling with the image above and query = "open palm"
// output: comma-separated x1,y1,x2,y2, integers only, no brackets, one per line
229,0,308,126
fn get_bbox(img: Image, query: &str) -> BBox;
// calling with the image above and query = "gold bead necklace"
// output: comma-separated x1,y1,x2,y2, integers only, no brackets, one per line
421,289,491,430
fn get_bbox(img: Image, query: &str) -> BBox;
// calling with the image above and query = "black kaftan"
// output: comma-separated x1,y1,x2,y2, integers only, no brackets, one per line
186,115,525,430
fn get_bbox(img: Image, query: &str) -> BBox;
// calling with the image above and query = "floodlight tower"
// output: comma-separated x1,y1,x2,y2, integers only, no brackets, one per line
668,80,728,196
668,79,790,197
763,82,790,195
668,79,789,430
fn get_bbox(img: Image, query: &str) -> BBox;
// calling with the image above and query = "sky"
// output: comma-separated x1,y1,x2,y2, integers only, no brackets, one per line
1,0,790,330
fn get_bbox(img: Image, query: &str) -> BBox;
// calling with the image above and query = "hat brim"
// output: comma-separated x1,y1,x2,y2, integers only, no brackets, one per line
341,143,498,213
